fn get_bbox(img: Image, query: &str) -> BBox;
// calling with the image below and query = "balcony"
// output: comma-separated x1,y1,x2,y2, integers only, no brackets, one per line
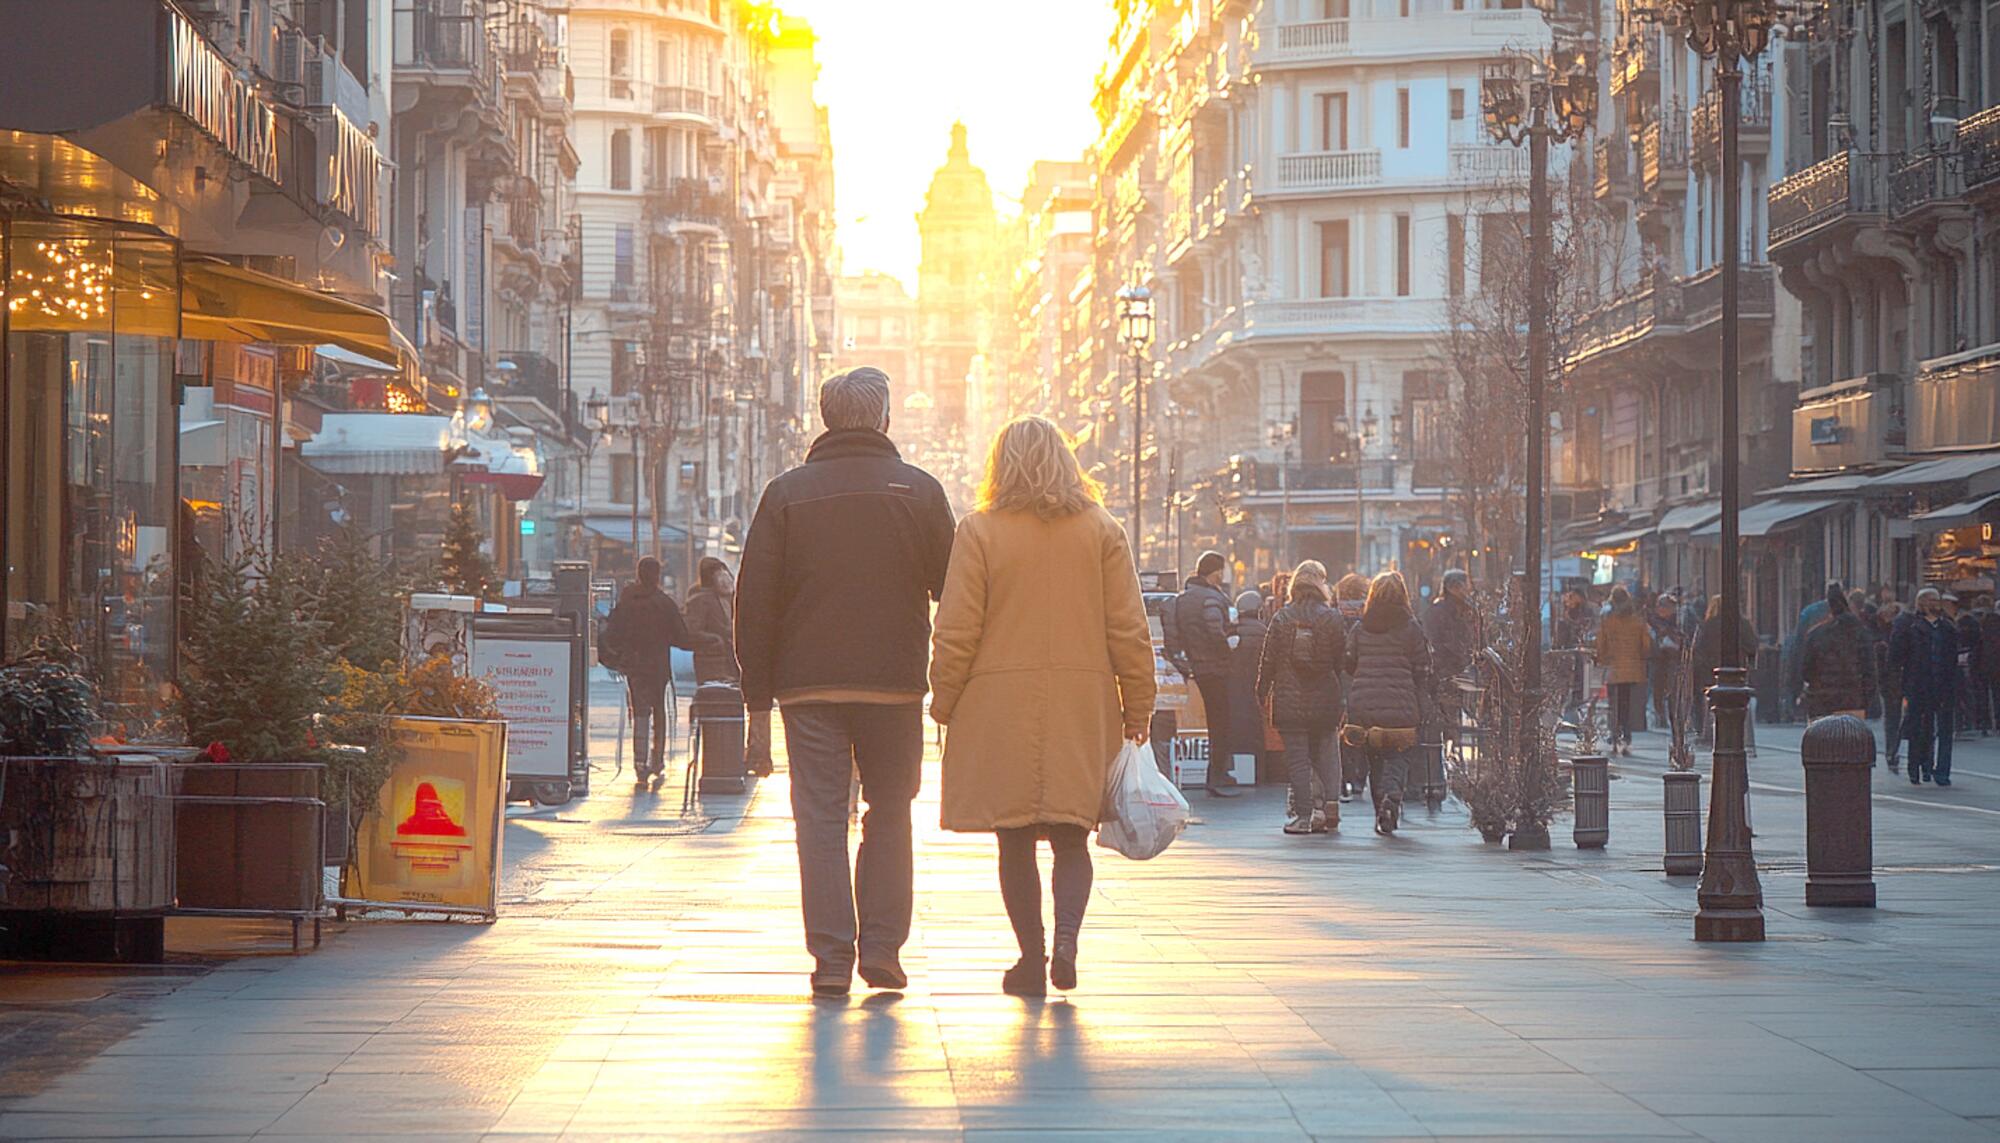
1256,9,1548,67
1769,150,1887,252
1593,138,1631,200
1169,297,1446,373
1609,33,1657,102
1679,263,1776,329
1449,143,1527,184
1689,73,1771,167
1228,459,1401,496
1910,343,2000,453
1273,149,1382,193
645,178,729,232
1568,282,1683,366
1959,105,2000,196
1792,373,1905,473
1889,150,1967,218
653,84,720,121
394,0,499,94
1639,112,1688,193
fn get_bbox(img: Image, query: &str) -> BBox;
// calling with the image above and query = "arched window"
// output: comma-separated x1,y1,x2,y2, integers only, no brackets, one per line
610,129,631,190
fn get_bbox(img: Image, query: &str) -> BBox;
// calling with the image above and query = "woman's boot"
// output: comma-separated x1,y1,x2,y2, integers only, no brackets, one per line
1002,956,1047,997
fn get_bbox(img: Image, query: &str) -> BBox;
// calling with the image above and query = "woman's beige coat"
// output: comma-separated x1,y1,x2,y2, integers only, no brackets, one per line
930,505,1156,832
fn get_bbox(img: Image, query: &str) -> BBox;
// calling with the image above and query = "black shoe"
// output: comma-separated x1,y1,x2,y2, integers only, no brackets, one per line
1050,940,1078,992
1911,774,1924,786
858,957,907,991
1938,777,1953,786
1206,781,1243,798
1002,956,1047,997
810,970,851,999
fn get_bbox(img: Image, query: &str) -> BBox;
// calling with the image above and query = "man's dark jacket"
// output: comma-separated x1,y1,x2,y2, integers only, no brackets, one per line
1890,611,1959,708
1172,577,1235,677
1799,612,1878,717
1423,592,1479,680
733,429,955,712
604,582,704,679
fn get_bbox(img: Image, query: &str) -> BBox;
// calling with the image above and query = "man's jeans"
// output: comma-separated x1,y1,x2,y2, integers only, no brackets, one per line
627,672,669,772
1193,671,1235,785
780,703,922,974
1280,727,1338,818
1905,701,1954,780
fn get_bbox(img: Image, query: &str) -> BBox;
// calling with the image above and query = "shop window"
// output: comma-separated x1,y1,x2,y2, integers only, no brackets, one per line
2,220,179,736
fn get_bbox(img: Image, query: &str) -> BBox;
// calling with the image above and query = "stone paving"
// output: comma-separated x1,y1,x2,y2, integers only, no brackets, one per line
2,687,1999,1141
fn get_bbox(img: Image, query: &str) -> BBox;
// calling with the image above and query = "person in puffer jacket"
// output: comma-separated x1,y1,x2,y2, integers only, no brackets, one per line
1800,583,1878,720
1341,571,1432,835
1332,572,1372,802
1256,561,1345,835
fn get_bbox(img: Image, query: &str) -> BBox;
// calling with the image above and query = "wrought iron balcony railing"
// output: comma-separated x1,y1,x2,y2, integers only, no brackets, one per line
1769,150,1887,248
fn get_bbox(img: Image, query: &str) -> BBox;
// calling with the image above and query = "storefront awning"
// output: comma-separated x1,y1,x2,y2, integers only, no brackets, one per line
1581,525,1653,552
1692,499,1839,540
1912,493,2000,528
1656,501,1722,533
1759,472,1878,496
300,413,455,475
582,517,691,547
182,260,413,372
1863,451,2000,489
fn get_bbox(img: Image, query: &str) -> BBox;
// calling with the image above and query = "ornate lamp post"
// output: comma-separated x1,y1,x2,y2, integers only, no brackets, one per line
1657,0,1786,943
1481,31,1596,852
1118,286,1155,559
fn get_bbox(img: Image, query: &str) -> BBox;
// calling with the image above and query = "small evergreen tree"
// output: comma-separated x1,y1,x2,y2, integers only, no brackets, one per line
179,548,335,761
438,501,498,600
315,525,406,671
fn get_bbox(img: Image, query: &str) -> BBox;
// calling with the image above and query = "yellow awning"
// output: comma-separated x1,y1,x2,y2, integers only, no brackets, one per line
181,259,414,375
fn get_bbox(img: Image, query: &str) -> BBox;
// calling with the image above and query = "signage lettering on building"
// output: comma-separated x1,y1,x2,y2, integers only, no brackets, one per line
166,12,281,185
1810,415,1843,446
318,107,379,235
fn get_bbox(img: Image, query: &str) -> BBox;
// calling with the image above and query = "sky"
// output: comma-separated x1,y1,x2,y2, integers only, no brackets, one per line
779,0,1116,286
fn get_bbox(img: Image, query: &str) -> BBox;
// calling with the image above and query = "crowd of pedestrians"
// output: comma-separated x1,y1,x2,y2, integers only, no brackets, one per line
600,364,1978,1001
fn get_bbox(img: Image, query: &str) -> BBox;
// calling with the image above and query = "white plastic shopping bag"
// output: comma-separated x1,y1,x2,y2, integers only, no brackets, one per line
1096,740,1190,860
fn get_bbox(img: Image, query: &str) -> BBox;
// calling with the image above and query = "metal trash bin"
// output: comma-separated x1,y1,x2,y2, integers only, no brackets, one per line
689,682,748,799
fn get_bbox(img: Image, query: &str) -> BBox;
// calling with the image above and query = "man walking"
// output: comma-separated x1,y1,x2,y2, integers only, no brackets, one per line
1647,592,1689,730
735,367,956,998
1424,569,1479,740
1173,551,1242,797
602,556,715,784
1890,588,1958,786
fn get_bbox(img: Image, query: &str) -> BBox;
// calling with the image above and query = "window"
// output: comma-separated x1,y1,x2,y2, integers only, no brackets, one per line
1397,88,1411,148
1447,213,1466,298
1396,214,1412,297
610,129,631,190
1479,212,1525,293
1318,92,1349,151
1450,88,1466,121
1318,221,1350,298
1320,0,1350,16
1299,371,1348,466
611,339,641,395
611,454,636,504
609,29,631,98
613,224,635,297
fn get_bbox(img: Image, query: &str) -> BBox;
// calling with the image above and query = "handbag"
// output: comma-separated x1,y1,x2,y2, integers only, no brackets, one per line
1340,724,1419,752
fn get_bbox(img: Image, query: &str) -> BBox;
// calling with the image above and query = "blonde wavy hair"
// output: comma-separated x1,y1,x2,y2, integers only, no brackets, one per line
976,416,1104,519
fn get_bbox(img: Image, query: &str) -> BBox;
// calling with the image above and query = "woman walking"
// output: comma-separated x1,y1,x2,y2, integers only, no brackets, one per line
1333,572,1371,802
1257,561,1345,834
1341,571,1431,835
1594,586,1652,755
930,417,1155,997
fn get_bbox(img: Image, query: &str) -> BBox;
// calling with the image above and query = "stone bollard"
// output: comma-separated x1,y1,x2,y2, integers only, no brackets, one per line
1662,770,1703,875
1571,754,1609,848
1800,714,1877,907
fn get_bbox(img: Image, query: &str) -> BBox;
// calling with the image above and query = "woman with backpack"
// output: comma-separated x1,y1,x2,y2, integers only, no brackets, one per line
1341,571,1432,835
1256,561,1345,835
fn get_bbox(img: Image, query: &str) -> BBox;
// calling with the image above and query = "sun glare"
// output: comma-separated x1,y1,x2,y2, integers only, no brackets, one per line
778,0,1116,280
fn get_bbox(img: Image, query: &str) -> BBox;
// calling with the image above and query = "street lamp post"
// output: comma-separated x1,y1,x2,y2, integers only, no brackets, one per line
1118,286,1155,560
1481,31,1596,853
1655,0,1786,943
1267,418,1297,575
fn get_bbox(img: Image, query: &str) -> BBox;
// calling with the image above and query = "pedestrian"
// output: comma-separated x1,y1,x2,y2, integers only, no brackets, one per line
1647,592,1688,729
1263,572,1291,623
1690,594,1762,751
735,367,956,998
1257,560,1345,835
1594,586,1652,755
1876,601,1905,768
1172,550,1243,797
684,556,772,775
1890,587,1958,786
930,416,1154,997
1980,598,2000,736
1783,591,1832,721
1231,589,1275,782
1800,583,1878,722
1332,572,1371,801
1341,571,1431,835
1424,568,1479,742
602,555,717,784
1956,596,1985,734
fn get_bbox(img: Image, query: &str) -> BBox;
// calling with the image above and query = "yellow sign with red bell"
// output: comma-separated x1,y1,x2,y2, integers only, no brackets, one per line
346,717,508,918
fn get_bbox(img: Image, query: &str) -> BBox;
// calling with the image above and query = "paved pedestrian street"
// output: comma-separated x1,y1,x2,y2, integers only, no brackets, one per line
4,692,2000,1142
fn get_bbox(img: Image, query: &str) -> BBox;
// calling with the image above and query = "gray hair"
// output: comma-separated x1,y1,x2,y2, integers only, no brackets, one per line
820,367,892,431
1916,587,1942,603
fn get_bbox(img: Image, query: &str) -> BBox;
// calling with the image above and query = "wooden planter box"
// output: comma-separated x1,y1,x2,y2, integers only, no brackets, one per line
0,756,175,962
172,762,327,949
